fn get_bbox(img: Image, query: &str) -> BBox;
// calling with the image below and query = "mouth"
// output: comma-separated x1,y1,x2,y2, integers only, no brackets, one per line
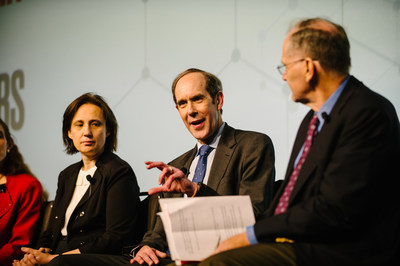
82,141,95,146
190,119,205,128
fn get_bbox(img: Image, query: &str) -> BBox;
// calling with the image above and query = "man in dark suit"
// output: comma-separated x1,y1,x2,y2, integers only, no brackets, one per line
49,68,275,266
133,68,275,265
200,18,400,265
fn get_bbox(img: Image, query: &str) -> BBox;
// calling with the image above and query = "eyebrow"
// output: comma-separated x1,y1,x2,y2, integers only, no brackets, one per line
189,93,205,101
177,93,204,103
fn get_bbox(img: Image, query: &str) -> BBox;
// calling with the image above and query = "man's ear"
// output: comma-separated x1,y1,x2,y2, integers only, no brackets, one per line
216,91,224,111
304,58,316,83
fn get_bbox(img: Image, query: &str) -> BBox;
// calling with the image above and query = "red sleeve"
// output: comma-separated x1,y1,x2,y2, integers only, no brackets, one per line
0,177,43,264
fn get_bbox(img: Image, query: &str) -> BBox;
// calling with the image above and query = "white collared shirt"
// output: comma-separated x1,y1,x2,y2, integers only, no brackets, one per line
188,122,225,185
61,166,97,236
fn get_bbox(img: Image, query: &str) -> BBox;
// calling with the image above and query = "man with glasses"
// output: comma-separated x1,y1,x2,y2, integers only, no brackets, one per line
200,17,400,265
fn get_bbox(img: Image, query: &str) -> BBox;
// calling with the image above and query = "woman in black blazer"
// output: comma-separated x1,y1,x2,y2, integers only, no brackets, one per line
14,93,140,265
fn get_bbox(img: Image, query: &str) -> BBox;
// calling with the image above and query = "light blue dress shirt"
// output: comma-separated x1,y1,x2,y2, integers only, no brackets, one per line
246,76,350,245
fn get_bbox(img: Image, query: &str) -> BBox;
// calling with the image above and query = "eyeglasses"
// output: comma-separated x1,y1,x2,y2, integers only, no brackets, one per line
277,58,306,75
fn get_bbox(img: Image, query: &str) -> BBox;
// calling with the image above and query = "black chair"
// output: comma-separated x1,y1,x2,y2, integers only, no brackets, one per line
136,192,160,240
33,200,53,246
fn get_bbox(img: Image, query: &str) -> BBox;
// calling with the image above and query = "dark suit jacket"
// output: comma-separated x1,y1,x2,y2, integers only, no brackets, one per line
140,124,275,252
254,76,400,265
37,152,141,255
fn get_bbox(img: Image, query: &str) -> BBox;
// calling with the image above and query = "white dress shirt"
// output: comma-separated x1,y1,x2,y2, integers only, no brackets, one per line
61,166,97,236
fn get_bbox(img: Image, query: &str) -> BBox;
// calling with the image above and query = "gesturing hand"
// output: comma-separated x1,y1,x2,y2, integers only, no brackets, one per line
145,161,197,196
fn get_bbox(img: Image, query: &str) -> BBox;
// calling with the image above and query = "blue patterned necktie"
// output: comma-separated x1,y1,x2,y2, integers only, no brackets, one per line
192,145,214,183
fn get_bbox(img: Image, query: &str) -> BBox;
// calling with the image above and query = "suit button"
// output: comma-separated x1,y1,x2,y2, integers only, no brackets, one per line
79,211,85,217
79,229,84,233
80,242,85,246
55,216,58,219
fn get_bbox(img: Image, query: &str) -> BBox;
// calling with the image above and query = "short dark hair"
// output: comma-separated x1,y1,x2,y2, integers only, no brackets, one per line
0,118,34,176
289,18,351,75
62,93,118,154
171,68,223,108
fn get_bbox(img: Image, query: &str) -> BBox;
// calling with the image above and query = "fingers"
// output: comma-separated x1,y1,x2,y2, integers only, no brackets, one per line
159,167,172,185
145,161,181,185
163,170,185,188
26,254,38,265
21,247,34,254
145,161,170,185
148,176,194,195
38,247,51,253
132,245,161,265
145,161,166,170
148,186,164,195
145,161,192,194
212,233,250,256
154,250,168,258
17,253,37,266
213,245,223,255
19,247,42,266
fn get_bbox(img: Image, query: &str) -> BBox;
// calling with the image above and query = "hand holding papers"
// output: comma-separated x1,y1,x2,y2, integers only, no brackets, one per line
158,195,255,263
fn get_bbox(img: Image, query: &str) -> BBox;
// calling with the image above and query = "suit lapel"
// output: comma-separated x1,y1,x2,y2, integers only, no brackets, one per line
73,153,112,210
283,110,314,183
63,166,81,204
74,169,101,210
183,148,197,175
288,76,357,201
57,164,81,221
207,125,236,190
268,112,313,211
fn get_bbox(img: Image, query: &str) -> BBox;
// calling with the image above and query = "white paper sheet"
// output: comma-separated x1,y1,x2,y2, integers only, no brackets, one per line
158,195,255,261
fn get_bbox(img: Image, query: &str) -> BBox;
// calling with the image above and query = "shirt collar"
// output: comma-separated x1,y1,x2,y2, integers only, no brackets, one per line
316,76,350,131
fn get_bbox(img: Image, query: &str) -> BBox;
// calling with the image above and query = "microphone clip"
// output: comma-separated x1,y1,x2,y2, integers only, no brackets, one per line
86,175,95,197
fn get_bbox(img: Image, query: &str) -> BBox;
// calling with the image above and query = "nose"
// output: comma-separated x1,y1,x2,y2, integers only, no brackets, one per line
282,71,287,81
83,124,92,136
187,102,197,116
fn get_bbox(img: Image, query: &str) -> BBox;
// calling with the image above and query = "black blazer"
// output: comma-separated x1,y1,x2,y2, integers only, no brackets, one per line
37,152,141,255
254,76,400,265
140,124,275,252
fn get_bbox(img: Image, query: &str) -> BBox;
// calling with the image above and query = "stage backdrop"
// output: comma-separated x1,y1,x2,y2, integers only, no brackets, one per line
1,0,399,199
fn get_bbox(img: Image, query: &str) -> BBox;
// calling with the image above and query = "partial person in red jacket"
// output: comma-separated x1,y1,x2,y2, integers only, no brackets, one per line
0,118,43,266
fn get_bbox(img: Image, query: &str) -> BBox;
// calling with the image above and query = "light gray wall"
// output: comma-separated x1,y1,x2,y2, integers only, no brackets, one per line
1,0,399,199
